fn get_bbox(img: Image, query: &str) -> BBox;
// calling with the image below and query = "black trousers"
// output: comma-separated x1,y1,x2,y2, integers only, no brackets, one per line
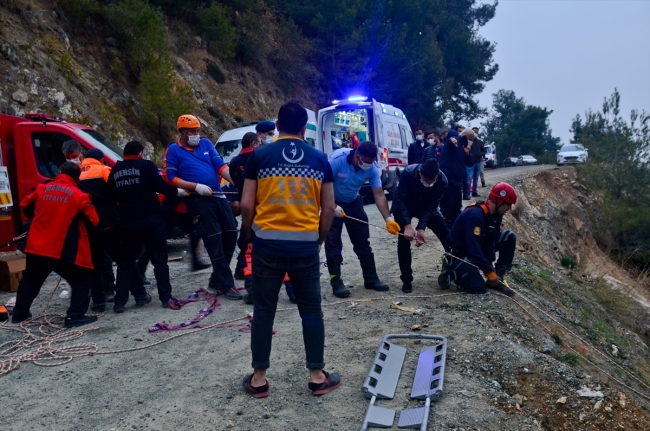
397,210,449,283
115,215,171,306
186,195,237,292
440,182,462,229
13,254,93,320
235,221,247,274
88,226,119,304
325,196,373,264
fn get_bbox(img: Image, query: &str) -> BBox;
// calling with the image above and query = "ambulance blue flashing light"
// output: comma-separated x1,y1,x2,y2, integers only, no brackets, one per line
347,95,368,102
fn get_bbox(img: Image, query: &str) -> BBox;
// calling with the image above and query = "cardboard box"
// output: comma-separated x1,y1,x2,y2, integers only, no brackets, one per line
0,254,26,292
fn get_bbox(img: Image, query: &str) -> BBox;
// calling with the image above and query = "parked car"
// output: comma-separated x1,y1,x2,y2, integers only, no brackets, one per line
516,155,538,166
557,144,588,166
484,143,497,169
503,157,518,167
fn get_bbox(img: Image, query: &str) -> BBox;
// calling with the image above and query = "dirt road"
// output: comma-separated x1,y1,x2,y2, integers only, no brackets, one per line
3,164,647,431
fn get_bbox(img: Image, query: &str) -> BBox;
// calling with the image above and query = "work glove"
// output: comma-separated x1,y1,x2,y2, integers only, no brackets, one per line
334,205,346,218
177,188,189,197
485,271,500,289
195,183,213,196
385,216,400,236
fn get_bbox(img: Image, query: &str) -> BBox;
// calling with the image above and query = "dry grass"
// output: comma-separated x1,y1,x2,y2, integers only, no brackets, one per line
592,278,633,315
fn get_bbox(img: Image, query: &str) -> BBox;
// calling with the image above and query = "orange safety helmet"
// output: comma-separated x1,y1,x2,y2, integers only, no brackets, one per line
177,114,201,131
489,182,517,206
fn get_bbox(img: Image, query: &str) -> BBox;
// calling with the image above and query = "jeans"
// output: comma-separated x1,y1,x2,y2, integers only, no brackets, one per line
397,210,449,283
440,182,462,229
115,215,171,306
251,250,324,370
13,254,93,320
466,163,481,194
448,230,517,293
324,195,372,264
186,195,237,291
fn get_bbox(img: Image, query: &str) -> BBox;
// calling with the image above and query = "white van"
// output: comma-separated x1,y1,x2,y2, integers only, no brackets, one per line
317,97,412,198
214,109,317,163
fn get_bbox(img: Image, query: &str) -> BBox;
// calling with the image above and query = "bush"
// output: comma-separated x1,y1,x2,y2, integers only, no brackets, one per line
561,352,581,367
205,60,226,83
560,256,577,269
234,7,272,66
197,2,237,58
58,0,102,31
105,0,169,79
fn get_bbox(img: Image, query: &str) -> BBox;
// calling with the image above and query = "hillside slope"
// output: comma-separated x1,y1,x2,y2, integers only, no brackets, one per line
0,0,312,149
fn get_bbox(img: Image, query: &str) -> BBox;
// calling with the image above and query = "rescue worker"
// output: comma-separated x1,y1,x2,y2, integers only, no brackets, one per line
62,140,84,165
78,149,120,312
109,141,186,312
12,162,99,328
231,132,261,279
439,182,517,297
325,141,400,298
163,115,241,300
241,100,340,397
390,159,449,293
256,120,276,145
407,128,426,165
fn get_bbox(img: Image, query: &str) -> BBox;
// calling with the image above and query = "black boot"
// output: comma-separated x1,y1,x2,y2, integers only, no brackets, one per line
104,281,115,303
326,259,350,298
359,254,389,292
492,266,515,297
243,275,253,304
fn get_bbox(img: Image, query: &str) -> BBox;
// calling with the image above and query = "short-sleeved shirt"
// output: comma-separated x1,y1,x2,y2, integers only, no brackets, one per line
328,148,381,203
162,138,227,196
244,136,333,257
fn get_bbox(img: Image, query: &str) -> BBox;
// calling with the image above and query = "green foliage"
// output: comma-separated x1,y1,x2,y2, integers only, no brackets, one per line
58,0,102,31
105,0,169,79
561,353,581,367
560,256,577,269
234,7,272,65
137,59,195,144
551,333,563,345
482,89,560,163
58,52,73,81
272,15,314,92
573,89,650,267
197,2,237,58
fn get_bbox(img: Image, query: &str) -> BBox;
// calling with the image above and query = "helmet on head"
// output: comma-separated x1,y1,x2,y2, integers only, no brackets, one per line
489,182,517,206
177,115,200,131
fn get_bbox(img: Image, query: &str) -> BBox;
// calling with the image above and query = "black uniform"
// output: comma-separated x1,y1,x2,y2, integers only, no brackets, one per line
108,156,178,307
390,164,449,285
407,140,427,165
443,202,516,294
228,147,254,276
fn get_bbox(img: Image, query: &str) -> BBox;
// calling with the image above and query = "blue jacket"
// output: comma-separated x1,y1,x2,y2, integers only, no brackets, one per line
438,130,474,186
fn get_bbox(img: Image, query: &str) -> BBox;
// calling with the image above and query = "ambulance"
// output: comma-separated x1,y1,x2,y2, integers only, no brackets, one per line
317,96,412,199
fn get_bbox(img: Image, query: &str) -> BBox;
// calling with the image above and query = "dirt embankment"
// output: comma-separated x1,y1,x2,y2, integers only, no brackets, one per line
1,167,649,431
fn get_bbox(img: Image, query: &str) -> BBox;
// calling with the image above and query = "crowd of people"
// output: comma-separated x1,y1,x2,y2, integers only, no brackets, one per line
9,101,518,398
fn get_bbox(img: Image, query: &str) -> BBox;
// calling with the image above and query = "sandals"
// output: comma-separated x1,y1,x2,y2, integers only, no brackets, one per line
242,374,269,398
308,371,341,395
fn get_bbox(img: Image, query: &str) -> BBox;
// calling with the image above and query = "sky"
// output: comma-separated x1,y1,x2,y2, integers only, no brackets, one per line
474,0,650,145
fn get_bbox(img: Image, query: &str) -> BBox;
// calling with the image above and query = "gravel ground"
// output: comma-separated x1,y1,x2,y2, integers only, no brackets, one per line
2,165,649,431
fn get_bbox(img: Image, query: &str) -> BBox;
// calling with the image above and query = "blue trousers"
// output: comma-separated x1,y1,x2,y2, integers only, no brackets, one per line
466,163,481,195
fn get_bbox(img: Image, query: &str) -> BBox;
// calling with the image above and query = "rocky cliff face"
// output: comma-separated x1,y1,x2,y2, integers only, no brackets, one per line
0,0,313,149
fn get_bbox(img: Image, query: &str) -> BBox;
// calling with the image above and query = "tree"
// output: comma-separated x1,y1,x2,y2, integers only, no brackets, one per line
571,89,650,266
137,60,195,145
278,0,498,126
481,89,558,162
197,2,237,58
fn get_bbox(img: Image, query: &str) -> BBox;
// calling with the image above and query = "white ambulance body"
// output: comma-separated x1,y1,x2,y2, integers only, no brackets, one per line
317,97,412,198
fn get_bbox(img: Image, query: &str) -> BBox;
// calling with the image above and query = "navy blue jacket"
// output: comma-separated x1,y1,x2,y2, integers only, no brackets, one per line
447,202,501,273
438,130,474,186
108,156,177,224
390,164,448,230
